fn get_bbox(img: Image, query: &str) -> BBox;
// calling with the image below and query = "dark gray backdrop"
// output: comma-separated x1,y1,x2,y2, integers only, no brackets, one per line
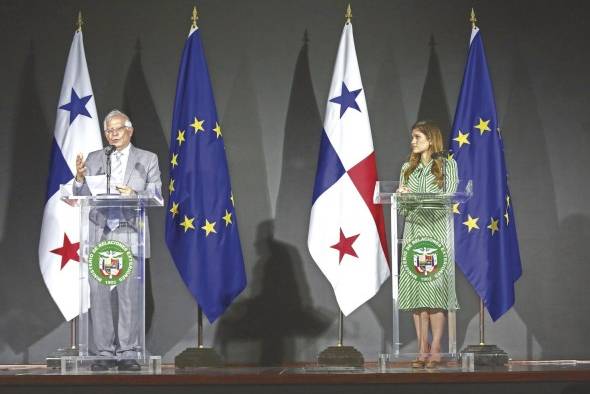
0,0,588,364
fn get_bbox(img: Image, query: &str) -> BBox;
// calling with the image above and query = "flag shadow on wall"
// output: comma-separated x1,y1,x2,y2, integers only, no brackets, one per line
0,42,61,359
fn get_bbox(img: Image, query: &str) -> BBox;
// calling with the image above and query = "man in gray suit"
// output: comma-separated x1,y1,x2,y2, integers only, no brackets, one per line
74,109,161,371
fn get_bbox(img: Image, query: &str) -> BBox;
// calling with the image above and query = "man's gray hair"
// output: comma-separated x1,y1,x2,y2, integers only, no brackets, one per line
103,109,133,130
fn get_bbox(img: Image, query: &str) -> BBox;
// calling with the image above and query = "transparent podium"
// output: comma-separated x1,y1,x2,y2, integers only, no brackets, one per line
60,185,163,373
373,179,473,371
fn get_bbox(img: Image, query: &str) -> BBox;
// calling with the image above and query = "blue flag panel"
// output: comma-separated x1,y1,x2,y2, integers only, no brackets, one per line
448,29,522,321
165,28,246,323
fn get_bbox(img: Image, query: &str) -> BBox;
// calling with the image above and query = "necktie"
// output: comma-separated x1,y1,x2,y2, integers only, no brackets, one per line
107,151,123,230
111,151,123,184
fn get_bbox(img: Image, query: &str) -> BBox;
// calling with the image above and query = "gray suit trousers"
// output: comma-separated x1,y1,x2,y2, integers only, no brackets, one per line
90,224,141,358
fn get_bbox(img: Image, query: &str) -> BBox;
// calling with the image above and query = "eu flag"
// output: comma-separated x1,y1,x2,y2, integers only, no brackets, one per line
165,27,246,323
448,27,522,321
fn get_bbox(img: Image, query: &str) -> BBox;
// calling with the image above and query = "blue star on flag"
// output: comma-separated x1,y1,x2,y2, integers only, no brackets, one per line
59,88,92,124
329,82,362,118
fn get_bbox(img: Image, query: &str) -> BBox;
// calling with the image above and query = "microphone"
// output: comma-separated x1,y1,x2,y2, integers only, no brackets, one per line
104,145,116,156
432,150,450,160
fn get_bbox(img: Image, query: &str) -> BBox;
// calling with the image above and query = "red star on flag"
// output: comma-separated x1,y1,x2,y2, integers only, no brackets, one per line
330,229,360,263
50,233,80,270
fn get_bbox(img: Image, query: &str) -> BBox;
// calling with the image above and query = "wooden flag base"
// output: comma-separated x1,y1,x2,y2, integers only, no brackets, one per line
175,347,223,368
461,344,509,368
318,345,364,368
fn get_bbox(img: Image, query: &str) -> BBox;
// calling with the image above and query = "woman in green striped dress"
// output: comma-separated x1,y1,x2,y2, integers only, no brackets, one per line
397,121,458,368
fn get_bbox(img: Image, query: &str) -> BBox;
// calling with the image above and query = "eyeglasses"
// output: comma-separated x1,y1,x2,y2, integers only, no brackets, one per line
104,126,128,135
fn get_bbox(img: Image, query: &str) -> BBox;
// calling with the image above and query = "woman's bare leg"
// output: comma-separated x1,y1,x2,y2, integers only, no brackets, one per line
412,310,430,358
429,310,446,361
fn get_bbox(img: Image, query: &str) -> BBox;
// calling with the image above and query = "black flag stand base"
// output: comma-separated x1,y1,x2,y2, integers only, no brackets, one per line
460,344,509,368
318,346,364,368
47,318,79,368
317,311,364,368
175,347,223,368
460,299,509,368
175,306,223,368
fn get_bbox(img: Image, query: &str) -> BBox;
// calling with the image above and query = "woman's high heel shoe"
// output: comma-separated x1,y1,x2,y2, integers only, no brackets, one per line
411,359,426,368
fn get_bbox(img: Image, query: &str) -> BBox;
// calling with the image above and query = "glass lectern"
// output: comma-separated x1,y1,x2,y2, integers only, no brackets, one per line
60,185,163,373
373,179,472,369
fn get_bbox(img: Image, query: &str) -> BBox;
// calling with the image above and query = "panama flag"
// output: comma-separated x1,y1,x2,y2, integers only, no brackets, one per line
39,30,102,321
308,22,389,315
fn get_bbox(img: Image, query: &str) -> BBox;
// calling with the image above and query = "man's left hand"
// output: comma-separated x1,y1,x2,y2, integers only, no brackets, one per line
116,185,136,196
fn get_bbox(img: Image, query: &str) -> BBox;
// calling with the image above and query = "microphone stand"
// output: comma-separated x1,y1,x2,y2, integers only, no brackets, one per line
102,145,115,195
106,154,112,195
442,155,447,193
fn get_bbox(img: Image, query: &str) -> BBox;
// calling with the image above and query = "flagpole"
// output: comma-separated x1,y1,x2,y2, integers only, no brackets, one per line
69,9,82,350
479,298,485,345
469,7,477,29
469,7,488,352
318,306,364,367
345,3,352,24
456,9,510,368
314,3,372,369
46,12,92,368
191,5,198,29
175,301,223,368
337,311,343,347
197,305,204,348
69,317,78,349
169,7,230,367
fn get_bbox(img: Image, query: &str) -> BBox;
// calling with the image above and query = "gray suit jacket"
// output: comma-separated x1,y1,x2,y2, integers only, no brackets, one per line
74,144,162,258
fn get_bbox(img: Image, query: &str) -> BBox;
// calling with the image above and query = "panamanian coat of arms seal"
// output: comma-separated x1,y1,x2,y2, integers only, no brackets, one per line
88,240,134,286
402,238,448,283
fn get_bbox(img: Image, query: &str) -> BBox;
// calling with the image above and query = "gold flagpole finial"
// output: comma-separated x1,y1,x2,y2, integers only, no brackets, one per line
470,8,477,29
345,4,352,24
191,6,199,29
76,11,83,32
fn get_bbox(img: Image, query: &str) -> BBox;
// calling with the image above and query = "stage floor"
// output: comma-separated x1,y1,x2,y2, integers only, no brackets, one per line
1,361,589,394
1,361,590,382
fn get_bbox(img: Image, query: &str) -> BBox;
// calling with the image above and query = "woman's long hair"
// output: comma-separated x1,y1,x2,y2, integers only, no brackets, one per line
403,120,445,188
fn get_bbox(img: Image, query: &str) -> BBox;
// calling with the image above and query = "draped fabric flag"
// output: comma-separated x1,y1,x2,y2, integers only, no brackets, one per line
165,27,246,323
39,30,102,321
448,26,522,321
308,22,389,316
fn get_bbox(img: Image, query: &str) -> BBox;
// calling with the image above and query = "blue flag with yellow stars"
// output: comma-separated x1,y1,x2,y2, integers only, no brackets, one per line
448,26,522,321
165,26,246,323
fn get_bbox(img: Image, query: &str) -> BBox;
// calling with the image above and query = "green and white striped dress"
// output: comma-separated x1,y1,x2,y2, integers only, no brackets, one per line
398,158,459,311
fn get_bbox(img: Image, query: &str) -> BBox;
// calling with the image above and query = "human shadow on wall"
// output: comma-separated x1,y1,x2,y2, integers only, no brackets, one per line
215,220,331,365
416,33,478,352
365,29,411,352
121,39,193,354
502,39,560,359
0,42,61,358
